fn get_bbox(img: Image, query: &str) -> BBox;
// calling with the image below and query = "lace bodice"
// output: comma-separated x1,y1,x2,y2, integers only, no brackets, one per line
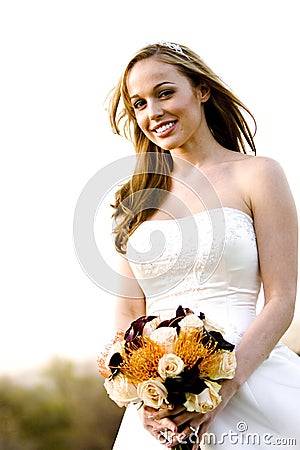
127,208,261,346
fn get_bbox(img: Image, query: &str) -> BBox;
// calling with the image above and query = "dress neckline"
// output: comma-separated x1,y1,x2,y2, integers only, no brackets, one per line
141,207,253,224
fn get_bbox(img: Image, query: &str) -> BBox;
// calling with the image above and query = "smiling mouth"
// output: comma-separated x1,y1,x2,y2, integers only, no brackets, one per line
153,121,176,134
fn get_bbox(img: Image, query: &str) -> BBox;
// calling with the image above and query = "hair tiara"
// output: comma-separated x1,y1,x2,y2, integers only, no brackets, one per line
157,41,190,59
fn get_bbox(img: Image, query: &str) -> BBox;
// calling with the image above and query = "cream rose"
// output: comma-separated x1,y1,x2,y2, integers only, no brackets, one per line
184,380,221,413
142,317,161,337
158,354,185,379
206,350,237,380
203,317,224,333
104,374,139,408
149,327,177,353
137,378,168,408
178,314,204,330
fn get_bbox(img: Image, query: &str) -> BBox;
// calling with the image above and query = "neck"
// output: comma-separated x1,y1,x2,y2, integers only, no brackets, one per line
171,135,226,172
169,111,226,168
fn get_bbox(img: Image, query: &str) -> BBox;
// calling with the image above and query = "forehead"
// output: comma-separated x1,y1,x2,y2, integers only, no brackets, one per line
126,57,188,96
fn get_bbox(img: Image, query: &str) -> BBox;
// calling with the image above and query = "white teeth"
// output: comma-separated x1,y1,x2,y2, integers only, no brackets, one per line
155,121,175,133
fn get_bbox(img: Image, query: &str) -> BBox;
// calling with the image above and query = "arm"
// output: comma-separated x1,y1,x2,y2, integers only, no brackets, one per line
112,254,166,439
233,157,298,387
112,252,146,332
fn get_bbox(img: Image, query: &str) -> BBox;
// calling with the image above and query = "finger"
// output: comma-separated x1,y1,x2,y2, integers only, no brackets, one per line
198,411,214,434
154,428,176,447
190,426,201,450
197,419,211,443
152,404,184,420
142,409,162,432
172,411,196,428
144,405,158,412
175,423,201,448
143,405,158,419
156,417,177,433
163,429,193,448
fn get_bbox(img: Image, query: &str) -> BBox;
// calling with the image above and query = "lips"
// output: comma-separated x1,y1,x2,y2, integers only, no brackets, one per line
152,121,177,135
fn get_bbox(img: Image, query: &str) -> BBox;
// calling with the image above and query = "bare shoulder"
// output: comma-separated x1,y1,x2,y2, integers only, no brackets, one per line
234,154,284,175
237,155,297,221
221,151,284,180
234,155,288,197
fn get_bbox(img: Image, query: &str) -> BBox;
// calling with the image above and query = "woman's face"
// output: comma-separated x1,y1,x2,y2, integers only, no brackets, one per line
126,57,209,151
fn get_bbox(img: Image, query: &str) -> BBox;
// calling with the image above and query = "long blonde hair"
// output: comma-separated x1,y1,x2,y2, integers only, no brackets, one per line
108,43,256,253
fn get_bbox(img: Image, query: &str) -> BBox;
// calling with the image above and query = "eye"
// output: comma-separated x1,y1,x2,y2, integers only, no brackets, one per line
158,89,174,98
133,99,146,110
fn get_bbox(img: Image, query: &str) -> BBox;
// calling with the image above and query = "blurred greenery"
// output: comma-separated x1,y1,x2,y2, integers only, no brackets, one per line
0,358,124,450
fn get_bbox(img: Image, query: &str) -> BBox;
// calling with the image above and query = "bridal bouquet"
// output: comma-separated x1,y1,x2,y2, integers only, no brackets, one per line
97,306,236,449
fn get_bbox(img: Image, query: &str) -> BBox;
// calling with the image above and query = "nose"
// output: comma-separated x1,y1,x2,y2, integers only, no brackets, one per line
148,99,164,120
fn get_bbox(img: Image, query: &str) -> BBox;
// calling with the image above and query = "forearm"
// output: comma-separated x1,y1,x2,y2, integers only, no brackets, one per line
112,254,146,333
232,296,295,389
114,297,146,332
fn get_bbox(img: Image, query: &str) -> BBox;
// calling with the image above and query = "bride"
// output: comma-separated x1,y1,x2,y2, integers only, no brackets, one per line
106,42,300,449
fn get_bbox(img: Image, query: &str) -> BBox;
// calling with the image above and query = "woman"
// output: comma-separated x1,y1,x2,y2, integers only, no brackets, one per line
107,42,300,449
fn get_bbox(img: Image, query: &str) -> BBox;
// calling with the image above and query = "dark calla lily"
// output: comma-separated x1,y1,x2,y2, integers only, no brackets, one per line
108,352,123,379
157,305,194,331
164,376,186,405
208,331,235,351
124,315,157,349
182,361,207,394
157,317,181,330
165,363,207,404
176,305,194,318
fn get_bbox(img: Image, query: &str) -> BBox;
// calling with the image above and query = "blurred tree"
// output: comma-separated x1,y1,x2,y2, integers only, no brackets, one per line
0,358,124,450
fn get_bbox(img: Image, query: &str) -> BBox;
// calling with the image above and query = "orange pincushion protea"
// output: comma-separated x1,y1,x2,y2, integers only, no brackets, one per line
174,328,218,370
120,336,165,383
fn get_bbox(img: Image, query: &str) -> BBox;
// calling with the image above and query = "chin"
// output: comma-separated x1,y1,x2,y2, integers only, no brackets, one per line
158,142,179,151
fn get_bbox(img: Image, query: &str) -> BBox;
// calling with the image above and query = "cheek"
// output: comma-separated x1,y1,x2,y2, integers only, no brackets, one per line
172,95,200,118
136,116,154,141
135,113,147,132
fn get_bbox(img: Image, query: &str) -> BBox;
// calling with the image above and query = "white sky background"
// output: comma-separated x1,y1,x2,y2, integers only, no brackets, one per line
0,0,299,375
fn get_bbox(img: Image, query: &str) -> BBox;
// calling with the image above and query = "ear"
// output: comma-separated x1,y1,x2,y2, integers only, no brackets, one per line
197,83,210,103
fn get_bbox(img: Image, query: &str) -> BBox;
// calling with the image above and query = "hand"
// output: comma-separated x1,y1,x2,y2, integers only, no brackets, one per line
139,403,200,448
150,379,239,449
151,406,205,449
140,404,178,446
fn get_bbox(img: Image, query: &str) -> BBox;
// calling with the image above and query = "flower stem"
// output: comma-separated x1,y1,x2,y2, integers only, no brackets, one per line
174,443,194,450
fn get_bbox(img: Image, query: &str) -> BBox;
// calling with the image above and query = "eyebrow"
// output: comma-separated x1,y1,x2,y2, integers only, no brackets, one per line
129,81,175,100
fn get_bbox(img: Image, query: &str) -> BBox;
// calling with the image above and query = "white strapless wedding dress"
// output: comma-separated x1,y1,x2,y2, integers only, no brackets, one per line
112,208,300,449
